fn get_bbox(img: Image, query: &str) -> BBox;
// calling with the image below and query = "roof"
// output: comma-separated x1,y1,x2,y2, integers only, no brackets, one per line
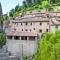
50,17,60,26
15,11,60,18
12,16,49,23
14,12,60,23
6,31,37,36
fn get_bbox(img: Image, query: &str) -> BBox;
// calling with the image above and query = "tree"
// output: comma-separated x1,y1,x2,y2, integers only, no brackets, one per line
42,1,52,11
23,1,27,8
3,14,9,20
34,30,60,60
15,4,20,12
26,0,32,7
9,9,15,19
0,31,6,48
0,2,3,30
34,0,41,4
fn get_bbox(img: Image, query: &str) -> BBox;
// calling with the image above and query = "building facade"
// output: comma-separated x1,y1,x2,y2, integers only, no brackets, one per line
5,11,60,57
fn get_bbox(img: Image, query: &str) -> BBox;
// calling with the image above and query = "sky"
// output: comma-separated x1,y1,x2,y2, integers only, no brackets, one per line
0,0,24,14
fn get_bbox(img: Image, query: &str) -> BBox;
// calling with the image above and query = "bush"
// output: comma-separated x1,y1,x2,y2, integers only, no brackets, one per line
42,1,52,11
34,30,60,60
0,31,6,48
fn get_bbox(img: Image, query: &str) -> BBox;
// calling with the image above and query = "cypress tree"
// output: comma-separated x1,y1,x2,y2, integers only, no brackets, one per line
0,2,3,31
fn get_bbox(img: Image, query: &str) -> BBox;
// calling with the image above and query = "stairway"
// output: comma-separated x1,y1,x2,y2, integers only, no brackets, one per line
0,46,19,60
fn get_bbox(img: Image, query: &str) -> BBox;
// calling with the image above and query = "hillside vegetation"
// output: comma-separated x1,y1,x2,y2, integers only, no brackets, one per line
34,30,60,60
3,0,60,20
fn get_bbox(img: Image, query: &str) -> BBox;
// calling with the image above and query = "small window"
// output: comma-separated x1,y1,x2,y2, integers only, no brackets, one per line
47,15,49,18
31,23,32,25
46,29,48,32
14,36,20,40
46,14,49,18
14,28,16,31
39,29,42,33
40,22,42,25
34,28,35,30
22,29,23,31
56,13,57,15
25,22,28,25
30,29,32,32
7,36,12,39
25,29,28,31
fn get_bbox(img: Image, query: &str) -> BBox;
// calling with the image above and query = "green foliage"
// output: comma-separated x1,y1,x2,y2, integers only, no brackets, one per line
3,14,9,20
23,56,28,60
42,1,52,11
23,1,27,8
0,3,4,30
15,4,21,12
0,31,6,48
8,0,60,19
34,30,60,60
9,9,15,17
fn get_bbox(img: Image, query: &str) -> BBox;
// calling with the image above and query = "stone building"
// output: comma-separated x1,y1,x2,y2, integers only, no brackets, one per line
5,11,60,57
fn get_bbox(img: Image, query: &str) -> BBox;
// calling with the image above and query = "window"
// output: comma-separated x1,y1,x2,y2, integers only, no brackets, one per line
25,29,28,31
34,28,35,30
14,28,16,31
30,29,32,32
46,29,48,32
22,29,23,31
39,29,42,33
21,36,27,40
40,22,42,25
25,22,28,25
47,15,49,18
56,13,57,15
7,36,12,39
31,23,32,25
14,36,20,40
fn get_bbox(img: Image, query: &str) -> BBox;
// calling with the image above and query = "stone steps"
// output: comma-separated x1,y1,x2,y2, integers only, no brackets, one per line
0,46,20,60
0,53,9,57
0,56,19,60
0,53,19,60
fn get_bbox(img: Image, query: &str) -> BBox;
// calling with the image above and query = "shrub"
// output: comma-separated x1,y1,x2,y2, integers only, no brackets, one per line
0,31,6,48
34,30,60,60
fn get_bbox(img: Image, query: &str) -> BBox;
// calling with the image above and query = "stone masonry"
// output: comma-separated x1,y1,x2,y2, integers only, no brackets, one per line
0,46,19,60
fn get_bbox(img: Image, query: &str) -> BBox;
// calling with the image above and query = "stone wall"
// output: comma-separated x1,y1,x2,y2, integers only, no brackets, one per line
6,39,38,57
